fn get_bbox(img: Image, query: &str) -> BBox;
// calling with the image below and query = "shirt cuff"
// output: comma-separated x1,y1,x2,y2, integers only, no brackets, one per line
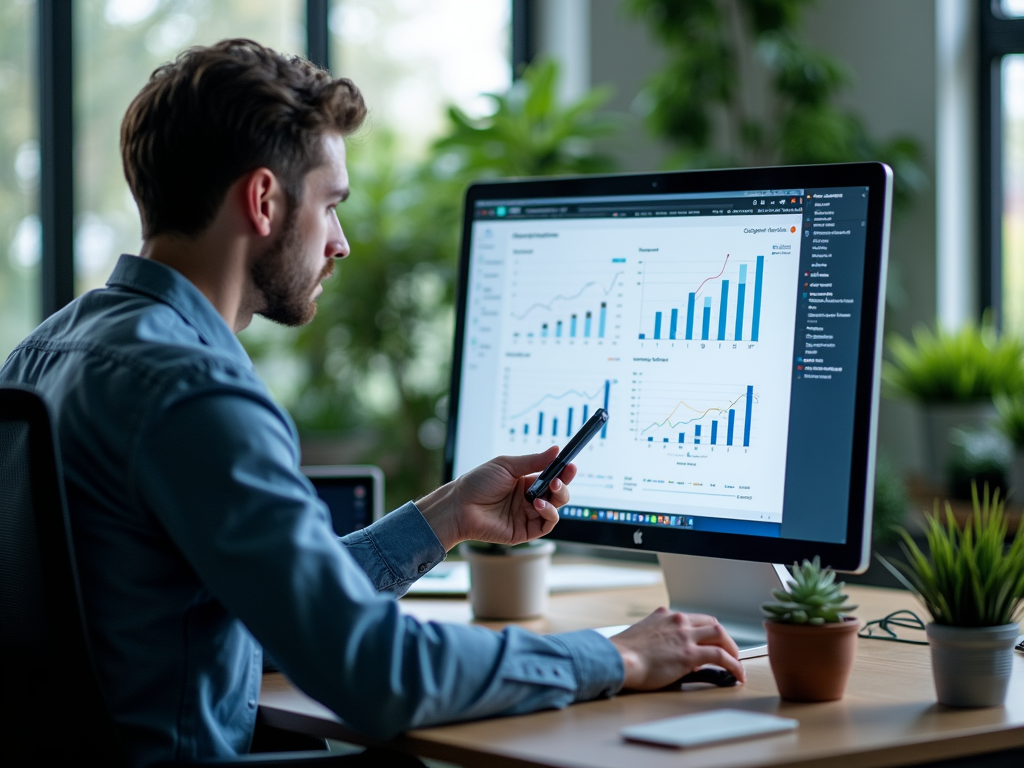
548,629,625,702
343,501,447,595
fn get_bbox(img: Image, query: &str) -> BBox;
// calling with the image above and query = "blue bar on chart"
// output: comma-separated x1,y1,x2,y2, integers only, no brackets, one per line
654,311,662,340
638,333,646,339
669,308,679,340
584,311,592,338
524,423,529,435
743,385,753,446
541,323,548,337
678,432,685,444
686,293,696,340
711,421,718,445
556,320,562,337
538,413,544,436
751,256,764,342
601,380,610,438
662,437,669,443
735,265,747,341
570,314,577,337
567,407,573,437
727,409,735,445
648,436,653,442
599,302,607,338
701,297,712,340
718,280,729,340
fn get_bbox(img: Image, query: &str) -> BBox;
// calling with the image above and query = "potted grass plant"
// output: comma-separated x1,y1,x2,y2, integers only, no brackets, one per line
883,484,1024,707
882,322,1024,487
996,393,1024,496
762,557,860,701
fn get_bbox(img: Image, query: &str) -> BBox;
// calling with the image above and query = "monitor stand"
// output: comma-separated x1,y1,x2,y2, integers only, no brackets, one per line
659,553,791,659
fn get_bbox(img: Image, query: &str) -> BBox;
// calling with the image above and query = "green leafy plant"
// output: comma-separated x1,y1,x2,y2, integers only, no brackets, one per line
762,557,857,625
883,484,1024,627
626,0,925,212
882,322,1024,403
996,392,1024,450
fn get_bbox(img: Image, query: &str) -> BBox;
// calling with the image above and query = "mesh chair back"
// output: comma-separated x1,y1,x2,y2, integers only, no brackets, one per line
0,386,123,766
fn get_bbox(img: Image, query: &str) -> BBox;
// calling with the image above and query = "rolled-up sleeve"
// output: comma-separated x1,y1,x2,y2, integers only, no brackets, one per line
134,390,624,740
340,503,446,597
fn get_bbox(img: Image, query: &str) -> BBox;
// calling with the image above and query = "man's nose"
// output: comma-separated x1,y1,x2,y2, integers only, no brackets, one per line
327,210,350,259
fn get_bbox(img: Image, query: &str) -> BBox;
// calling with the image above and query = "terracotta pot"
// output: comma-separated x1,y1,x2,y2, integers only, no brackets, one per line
764,618,861,702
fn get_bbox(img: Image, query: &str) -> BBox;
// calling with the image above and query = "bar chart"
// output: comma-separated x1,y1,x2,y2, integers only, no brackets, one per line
500,370,615,444
507,259,625,343
631,377,756,449
637,253,765,343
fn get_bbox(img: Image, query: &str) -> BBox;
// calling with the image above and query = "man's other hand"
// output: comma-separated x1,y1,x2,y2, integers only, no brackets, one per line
416,446,574,551
609,608,746,689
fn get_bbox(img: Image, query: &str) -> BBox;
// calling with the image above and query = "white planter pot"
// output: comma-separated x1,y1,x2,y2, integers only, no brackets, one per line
925,623,1019,707
920,402,998,487
462,541,556,620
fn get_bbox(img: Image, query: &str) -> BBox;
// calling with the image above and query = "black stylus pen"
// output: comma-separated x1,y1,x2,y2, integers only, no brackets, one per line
524,408,609,502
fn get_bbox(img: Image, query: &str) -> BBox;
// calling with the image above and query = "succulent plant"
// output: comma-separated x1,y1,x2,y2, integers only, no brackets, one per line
762,557,857,625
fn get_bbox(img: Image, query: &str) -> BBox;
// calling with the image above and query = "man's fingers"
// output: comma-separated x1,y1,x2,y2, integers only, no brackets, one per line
688,622,741,658
558,463,578,485
692,647,746,683
546,477,571,509
496,446,559,479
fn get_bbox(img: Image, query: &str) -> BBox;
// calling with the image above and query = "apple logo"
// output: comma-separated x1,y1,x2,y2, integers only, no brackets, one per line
633,529,643,545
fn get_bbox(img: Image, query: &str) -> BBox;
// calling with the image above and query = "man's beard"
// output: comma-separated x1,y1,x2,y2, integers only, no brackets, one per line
250,211,333,327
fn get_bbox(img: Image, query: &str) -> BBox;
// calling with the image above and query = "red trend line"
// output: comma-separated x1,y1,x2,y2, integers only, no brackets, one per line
693,254,730,297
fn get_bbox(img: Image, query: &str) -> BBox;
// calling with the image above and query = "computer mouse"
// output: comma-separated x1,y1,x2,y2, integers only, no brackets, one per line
677,666,738,687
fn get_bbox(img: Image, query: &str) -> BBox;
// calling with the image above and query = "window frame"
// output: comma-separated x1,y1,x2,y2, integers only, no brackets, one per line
979,1,1024,325
37,0,332,320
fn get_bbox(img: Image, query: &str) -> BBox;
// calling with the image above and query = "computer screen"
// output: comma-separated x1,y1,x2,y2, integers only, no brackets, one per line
446,163,891,576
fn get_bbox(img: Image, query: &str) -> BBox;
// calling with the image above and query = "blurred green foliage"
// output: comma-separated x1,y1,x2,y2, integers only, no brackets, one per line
882,321,1024,403
996,392,1024,449
626,0,926,211
873,452,908,545
247,61,620,509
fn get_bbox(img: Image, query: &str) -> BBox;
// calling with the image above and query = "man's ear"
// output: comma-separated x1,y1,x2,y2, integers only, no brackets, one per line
241,168,283,238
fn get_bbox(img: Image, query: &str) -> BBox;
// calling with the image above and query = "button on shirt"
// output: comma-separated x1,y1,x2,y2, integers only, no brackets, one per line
0,255,624,767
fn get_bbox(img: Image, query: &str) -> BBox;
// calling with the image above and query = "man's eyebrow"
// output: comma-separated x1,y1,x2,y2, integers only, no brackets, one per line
329,187,350,203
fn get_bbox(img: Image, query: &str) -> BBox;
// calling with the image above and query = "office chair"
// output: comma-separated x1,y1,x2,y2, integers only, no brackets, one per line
0,386,421,767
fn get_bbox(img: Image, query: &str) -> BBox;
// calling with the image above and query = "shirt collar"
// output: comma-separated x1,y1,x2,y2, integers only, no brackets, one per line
106,254,252,366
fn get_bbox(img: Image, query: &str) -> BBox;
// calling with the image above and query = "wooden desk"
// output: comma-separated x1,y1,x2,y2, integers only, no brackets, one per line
259,575,1024,768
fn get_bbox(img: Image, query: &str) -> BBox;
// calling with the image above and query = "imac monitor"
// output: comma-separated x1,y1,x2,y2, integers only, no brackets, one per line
445,163,892,655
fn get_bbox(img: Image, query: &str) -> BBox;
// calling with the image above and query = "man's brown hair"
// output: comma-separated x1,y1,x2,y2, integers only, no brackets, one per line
121,39,366,238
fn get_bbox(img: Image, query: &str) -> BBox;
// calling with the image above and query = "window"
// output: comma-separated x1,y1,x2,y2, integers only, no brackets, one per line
328,0,510,157
980,2,1024,335
74,0,305,295
1004,54,1023,335
1,0,39,361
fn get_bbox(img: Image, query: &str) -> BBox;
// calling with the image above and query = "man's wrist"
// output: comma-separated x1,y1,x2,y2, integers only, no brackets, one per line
415,480,461,551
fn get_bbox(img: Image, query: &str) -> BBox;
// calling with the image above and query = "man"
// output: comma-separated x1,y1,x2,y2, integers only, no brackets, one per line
1,40,744,766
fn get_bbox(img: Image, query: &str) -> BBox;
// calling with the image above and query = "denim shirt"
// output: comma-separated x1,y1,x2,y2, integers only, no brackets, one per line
0,255,624,767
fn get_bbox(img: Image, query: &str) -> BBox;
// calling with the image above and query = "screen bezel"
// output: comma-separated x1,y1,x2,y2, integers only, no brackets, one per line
444,162,891,572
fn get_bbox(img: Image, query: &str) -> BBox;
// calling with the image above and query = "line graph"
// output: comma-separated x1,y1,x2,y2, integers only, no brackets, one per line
512,272,623,321
507,257,626,342
631,375,756,448
501,370,614,442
